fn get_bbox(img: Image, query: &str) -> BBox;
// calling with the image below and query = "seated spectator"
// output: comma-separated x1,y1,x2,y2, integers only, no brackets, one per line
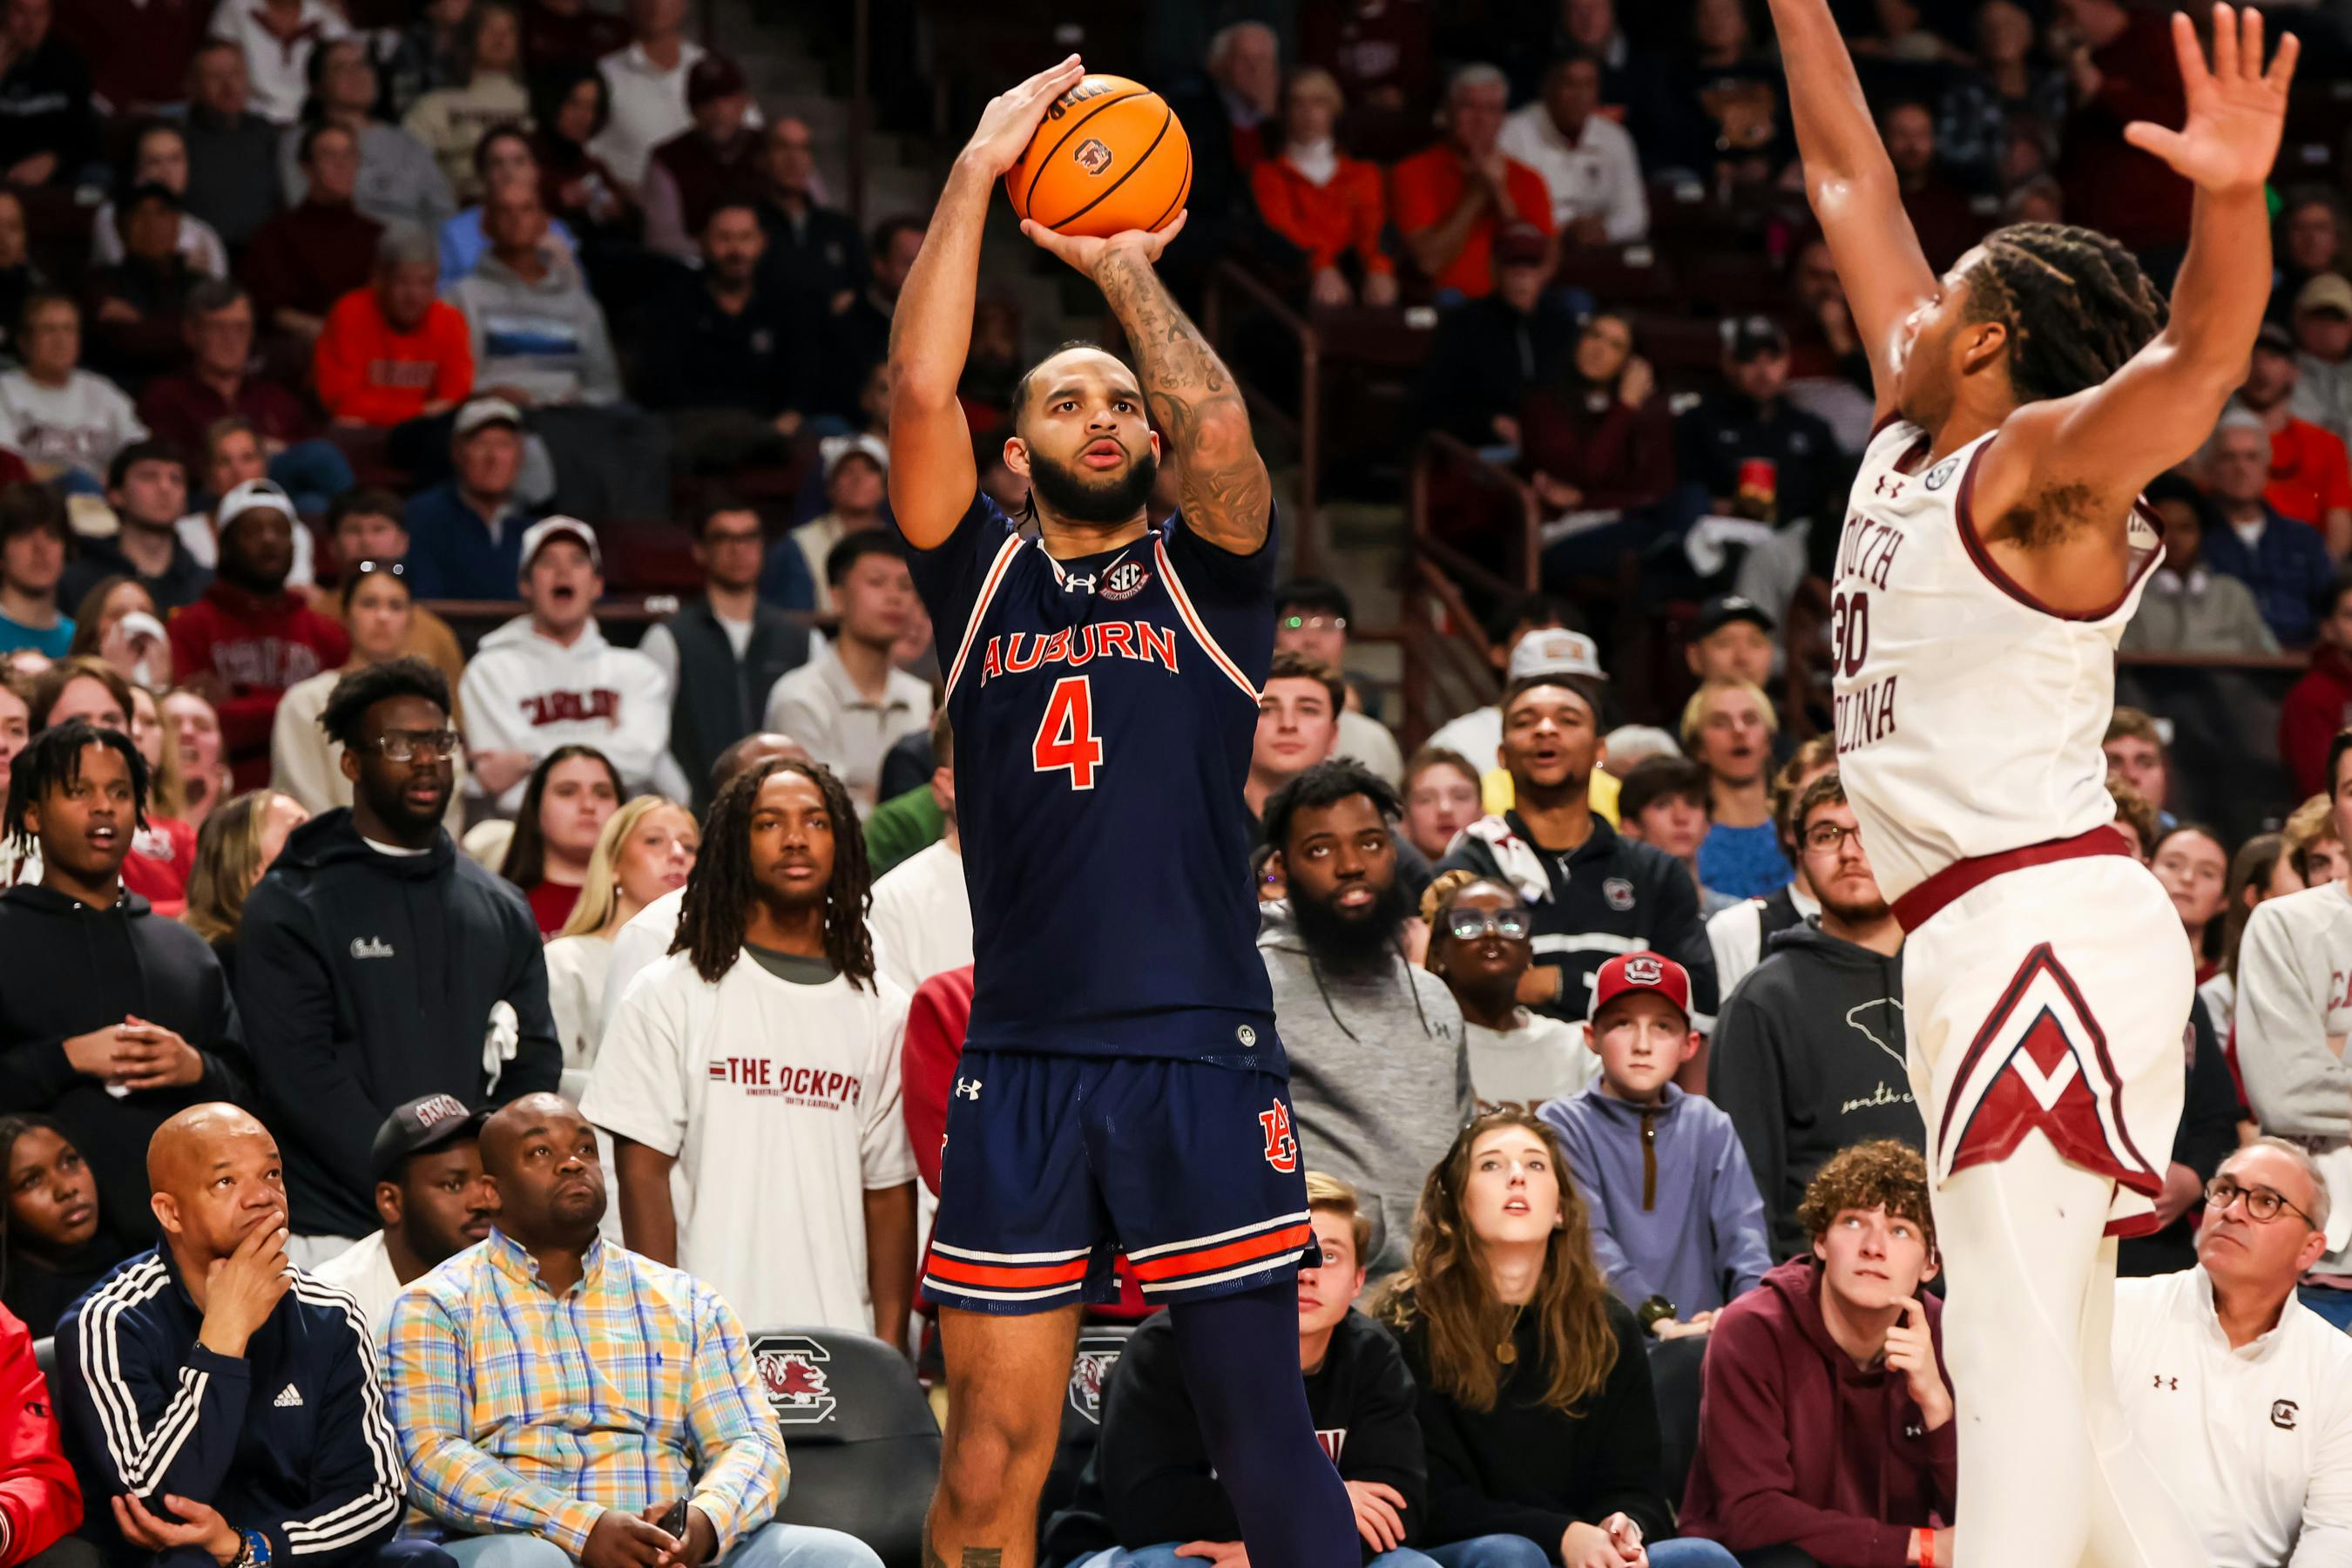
2280,571,2352,798
461,519,676,811
278,38,455,232
240,125,385,342
867,714,970,995
1711,747,1846,1014
1251,67,1399,310
1619,754,1744,918
1668,0,1786,195
314,230,476,429
2112,1139,2352,1565
139,282,327,471
441,128,583,286
1546,950,1768,1335
0,721,249,1257
2200,410,2334,647
2052,0,2188,260
591,0,720,192
181,42,283,249
1049,1172,1433,1568
58,0,206,119
0,1297,84,1568
2153,821,2229,982
639,499,811,811
815,216,919,422
1710,772,1916,1260
401,399,536,598
521,0,628,86
385,1091,882,1568
316,494,465,681
1261,760,1471,1281
0,0,93,191
1382,1111,1734,1567
761,532,929,813
1407,224,1575,450
749,116,862,328
402,4,530,203
313,1094,496,1334
377,0,468,115
1402,747,1483,863
172,413,343,585
1675,319,1842,532
81,186,200,391
2122,473,2281,656
181,787,309,986
163,686,234,830
1685,593,1776,699
1497,52,1646,246
63,577,174,696
0,295,147,489
0,1112,127,1341
1299,0,1435,152
2100,706,2174,835
1247,651,1344,823
1516,314,1676,566
543,795,699,1077
209,0,348,125
166,480,350,790
1390,64,1551,300
2237,321,2352,553
2202,832,2294,1030
0,484,67,658
2272,188,2347,328
115,676,202,909
1155,22,1278,301
1424,603,1585,787
1683,679,1789,900
531,67,639,247
496,746,624,936
236,659,561,1251
2291,270,2352,450
587,759,916,1343
1679,1140,1957,1565
91,124,229,280
1881,99,1987,274
641,53,759,264
1274,578,1403,783
56,1102,440,1568
1423,870,1592,1113
634,201,808,463
760,434,887,612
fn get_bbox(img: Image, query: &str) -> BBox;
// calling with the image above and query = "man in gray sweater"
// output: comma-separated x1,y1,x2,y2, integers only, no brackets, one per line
1260,760,1473,1283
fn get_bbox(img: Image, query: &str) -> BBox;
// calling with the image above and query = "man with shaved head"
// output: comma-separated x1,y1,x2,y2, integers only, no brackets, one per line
382,1094,879,1568
57,1105,444,1568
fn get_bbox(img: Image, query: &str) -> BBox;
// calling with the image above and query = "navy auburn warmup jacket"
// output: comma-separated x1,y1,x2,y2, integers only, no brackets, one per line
55,1249,405,1567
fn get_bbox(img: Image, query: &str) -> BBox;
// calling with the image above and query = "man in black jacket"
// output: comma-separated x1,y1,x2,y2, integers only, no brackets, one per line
639,497,810,810
635,202,810,471
1670,317,1842,531
234,659,559,1257
0,722,248,1256
1707,773,1916,1258
1044,1172,1429,1567
1407,226,1578,450
56,1102,450,1568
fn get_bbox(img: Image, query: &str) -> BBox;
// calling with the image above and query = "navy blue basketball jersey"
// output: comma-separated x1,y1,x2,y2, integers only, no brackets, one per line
905,490,1280,1063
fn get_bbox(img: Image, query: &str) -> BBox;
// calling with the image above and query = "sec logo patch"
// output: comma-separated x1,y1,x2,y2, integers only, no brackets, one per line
1923,456,1959,491
1101,561,1152,601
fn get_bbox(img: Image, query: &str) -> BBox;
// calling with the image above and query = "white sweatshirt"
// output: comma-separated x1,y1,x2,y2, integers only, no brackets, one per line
458,615,679,810
2234,880,2352,1269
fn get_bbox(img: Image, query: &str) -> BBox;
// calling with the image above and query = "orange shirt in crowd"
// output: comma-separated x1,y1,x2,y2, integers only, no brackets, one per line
1388,142,1552,299
1252,154,1395,278
312,287,476,428
2266,416,2352,531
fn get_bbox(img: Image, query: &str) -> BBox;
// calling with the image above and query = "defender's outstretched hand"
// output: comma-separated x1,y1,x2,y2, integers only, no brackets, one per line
2124,4,2297,193
1020,209,1189,279
963,55,1088,176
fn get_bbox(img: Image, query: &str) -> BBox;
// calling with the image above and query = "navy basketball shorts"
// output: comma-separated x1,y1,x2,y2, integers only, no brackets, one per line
921,1050,1320,1315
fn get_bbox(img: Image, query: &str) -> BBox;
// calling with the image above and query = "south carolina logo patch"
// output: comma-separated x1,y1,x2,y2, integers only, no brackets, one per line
1075,138,1114,176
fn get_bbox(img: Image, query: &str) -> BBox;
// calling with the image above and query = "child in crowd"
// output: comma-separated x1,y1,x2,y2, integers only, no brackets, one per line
1423,870,1593,1113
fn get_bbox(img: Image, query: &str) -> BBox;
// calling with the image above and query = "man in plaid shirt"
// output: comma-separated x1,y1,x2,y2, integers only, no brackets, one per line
381,1094,880,1568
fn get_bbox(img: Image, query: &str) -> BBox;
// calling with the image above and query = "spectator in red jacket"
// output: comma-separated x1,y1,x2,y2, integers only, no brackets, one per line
0,1301,84,1568
1251,67,1398,310
2053,0,2189,265
1389,64,1552,301
2279,571,2352,801
1680,1140,1957,1567
314,229,475,429
166,480,350,790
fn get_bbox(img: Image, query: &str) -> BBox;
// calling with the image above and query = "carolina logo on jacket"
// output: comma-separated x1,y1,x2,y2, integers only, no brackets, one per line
210,637,328,690
521,688,620,726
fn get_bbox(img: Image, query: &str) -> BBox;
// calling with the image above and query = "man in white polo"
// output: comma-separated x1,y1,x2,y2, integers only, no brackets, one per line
2112,1138,2352,1566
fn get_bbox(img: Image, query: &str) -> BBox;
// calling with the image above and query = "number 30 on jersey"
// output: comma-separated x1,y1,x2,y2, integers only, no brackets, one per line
1032,676,1105,788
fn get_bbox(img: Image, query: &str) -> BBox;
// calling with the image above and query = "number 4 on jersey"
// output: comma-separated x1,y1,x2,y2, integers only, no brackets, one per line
1032,675,1105,788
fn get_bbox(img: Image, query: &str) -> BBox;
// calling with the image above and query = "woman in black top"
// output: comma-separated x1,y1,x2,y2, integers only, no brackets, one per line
1,1116,131,1339
1381,1111,1737,1568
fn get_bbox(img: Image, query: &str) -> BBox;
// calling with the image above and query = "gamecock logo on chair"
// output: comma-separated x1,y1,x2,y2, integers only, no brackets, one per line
1068,1340,1125,1424
751,1335,837,1425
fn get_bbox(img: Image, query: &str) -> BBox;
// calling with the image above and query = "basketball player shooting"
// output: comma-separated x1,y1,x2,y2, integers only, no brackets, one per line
888,56,1359,1568
1773,2,2295,1563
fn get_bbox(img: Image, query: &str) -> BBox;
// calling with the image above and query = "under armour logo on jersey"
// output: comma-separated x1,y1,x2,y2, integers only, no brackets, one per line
954,1078,983,1100
2153,1374,2178,1391
1063,572,1098,593
349,936,395,959
274,1384,304,1409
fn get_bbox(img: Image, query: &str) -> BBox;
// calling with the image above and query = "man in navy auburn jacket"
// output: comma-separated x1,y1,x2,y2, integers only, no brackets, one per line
52,1104,451,1568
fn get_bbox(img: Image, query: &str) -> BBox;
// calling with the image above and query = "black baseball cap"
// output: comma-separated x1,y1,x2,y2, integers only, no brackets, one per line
1722,314,1790,362
371,1093,487,1181
2256,321,2295,356
1695,593,1774,638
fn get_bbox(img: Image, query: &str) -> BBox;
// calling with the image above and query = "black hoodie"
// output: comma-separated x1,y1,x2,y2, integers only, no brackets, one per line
234,808,559,1237
1708,920,1917,1260
0,884,249,1254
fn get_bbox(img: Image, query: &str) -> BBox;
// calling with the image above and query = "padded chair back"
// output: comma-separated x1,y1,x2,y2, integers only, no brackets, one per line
749,1328,941,1568
1037,1325,1141,1531
31,1337,53,1379
1649,1332,1709,1508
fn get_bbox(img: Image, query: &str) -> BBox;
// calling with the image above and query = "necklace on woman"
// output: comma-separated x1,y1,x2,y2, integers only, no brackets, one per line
1497,1301,1528,1364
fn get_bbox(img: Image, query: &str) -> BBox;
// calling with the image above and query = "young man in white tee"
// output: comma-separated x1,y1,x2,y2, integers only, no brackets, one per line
314,1092,497,1334
868,709,971,995
584,756,919,1348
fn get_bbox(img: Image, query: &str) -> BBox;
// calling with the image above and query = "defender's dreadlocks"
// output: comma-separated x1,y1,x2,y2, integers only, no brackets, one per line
5,721,149,854
1964,222,2169,406
672,758,875,989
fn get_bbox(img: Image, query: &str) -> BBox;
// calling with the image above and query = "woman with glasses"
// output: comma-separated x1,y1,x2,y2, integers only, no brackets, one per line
1423,870,1593,1112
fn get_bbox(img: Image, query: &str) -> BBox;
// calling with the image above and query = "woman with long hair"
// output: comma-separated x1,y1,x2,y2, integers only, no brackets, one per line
500,745,624,936
0,1115,129,1335
163,686,236,830
1380,1111,1734,1568
2207,831,2288,1026
545,794,700,1085
531,64,637,239
67,575,173,690
2148,822,2231,983
184,788,311,984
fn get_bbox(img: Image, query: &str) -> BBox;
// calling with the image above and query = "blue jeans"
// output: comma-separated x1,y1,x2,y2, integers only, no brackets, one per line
1427,1536,1739,1568
441,1521,881,1568
1074,1550,1439,1568
268,437,358,512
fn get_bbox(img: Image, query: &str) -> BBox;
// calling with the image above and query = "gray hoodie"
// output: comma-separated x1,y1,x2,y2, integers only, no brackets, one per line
443,252,623,408
1258,900,1473,1281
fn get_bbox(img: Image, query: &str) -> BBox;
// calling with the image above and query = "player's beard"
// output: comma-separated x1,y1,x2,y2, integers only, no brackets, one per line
1293,875,1415,977
1027,444,1159,526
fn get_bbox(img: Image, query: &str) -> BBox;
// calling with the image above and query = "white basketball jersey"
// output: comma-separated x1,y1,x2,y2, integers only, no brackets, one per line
1829,417,2162,903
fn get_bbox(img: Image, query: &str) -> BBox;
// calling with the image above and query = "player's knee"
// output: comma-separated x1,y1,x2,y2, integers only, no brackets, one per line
937,1403,1056,1514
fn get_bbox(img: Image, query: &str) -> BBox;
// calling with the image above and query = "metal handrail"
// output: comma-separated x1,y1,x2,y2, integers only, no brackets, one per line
1200,260,1321,574
1411,430,1543,594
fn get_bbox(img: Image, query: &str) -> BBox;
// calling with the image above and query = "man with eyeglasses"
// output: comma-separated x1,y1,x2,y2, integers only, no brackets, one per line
1275,578,1403,787
238,655,560,1267
1710,771,1918,1260
2111,1139,2352,1565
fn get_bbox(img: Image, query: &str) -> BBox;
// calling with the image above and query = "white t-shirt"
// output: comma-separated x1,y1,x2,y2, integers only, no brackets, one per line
545,931,615,1087
310,1230,402,1339
604,884,685,1027
0,370,146,485
2112,1267,2352,1567
583,949,918,1335
207,0,352,124
1463,1010,1596,1113
868,839,973,996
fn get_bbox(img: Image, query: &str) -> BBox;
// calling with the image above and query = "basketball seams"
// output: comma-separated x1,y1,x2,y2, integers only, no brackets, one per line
1143,139,1193,234
1043,104,1175,232
1016,88,1151,217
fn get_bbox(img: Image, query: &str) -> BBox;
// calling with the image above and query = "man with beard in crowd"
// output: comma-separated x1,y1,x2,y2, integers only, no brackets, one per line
1259,759,1471,1282
314,1093,497,1335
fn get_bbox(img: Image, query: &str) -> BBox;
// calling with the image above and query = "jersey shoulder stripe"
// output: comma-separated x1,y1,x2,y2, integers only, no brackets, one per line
1951,432,2164,625
1152,534,1260,703
943,530,1027,699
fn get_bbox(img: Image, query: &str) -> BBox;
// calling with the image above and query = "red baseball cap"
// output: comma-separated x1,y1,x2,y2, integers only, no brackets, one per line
1587,951,1692,1027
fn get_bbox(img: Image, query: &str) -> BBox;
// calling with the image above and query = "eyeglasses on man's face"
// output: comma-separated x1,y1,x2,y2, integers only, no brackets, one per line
1443,905,1532,943
371,728,462,763
1802,821,1864,855
2204,1178,2317,1228
1281,614,1347,633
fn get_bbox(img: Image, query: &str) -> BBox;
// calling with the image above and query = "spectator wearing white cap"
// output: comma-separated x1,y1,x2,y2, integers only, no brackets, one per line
313,1093,496,1335
459,517,684,812
761,432,887,612
761,532,929,815
1431,625,1628,828
2292,273,2352,449
401,397,541,601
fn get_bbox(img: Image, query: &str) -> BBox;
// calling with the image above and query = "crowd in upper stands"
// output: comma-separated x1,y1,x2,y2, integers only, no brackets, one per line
0,0,2349,1564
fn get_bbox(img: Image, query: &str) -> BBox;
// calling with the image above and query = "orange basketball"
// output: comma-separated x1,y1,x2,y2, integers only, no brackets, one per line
1006,74,1192,239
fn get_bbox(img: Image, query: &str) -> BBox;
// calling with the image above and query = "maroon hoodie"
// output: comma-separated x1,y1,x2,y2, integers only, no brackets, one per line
1679,1257,1957,1567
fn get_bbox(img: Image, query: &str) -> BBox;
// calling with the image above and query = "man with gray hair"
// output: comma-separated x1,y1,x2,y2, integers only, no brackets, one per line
1390,62,1553,300
314,226,477,428
2199,406,2335,646
2112,1138,2352,1566
1159,21,1281,306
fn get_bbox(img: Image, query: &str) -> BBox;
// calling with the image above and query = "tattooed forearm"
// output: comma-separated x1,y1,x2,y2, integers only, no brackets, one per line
1092,249,1272,551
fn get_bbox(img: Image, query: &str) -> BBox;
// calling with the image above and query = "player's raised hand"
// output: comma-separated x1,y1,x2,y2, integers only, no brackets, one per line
1020,209,1189,280
963,55,1089,176
2124,3,2297,194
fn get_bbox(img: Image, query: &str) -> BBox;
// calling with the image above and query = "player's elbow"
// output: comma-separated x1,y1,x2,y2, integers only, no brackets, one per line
1178,406,1258,469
